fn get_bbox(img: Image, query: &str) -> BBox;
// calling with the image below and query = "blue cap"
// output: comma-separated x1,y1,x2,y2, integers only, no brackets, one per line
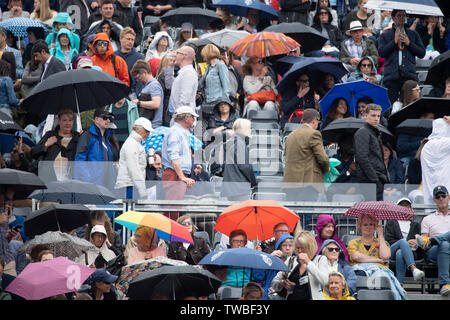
85,269,118,284
275,233,294,250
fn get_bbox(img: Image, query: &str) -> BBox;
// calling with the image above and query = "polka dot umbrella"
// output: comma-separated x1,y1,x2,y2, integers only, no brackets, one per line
0,17,49,38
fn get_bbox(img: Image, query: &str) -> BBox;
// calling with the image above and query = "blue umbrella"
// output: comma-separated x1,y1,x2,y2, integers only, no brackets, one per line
0,132,35,154
275,56,348,94
142,126,203,153
212,0,279,21
0,17,49,38
364,0,443,16
319,80,390,119
198,247,289,272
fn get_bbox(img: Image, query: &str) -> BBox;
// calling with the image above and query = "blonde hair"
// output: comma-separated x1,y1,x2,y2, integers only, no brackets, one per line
328,271,346,285
201,44,220,64
35,0,54,22
135,225,157,245
156,52,175,77
232,118,251,137
240,282,263,300
120,27,136,39
294,230,317,260
356,214,377,234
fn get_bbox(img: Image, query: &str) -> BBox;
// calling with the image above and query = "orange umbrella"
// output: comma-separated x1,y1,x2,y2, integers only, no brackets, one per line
214,200,300,241
229,31,301,58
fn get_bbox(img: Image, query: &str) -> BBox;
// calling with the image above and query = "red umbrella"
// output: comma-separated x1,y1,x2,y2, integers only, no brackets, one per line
229,32,300,58
345,201,415,221
214,200,300,241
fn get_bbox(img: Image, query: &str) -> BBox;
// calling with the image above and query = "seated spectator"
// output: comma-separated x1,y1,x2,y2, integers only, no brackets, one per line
406,139,428,193
142,0,175,21
31,109,80,180
5,137,31,172
316,73,337,100
215,6,239,31
372,10,392,37
382,142,405,198
321,97,351,130
87,0,127,33
384,197,425,286
0,207,17,276
340,21,378,73
240,282,264,300
315,214,349,262
356,96,373,119
2,0,30,20
45,12,80,52
322,271,356,300
280,72,319,128
22,27,46,71
310,6,343,59
271,230,328,300
75,225,117,266
30,0,58,27
167,215,210,265
241,57,279,118
175,23,196,50
347,56,383,85
190,163,210,183
442,77,450,98
391,80,421,115
414,16,447,59
309,0,338,27
343,0,373,36
0,60,19,117
114,0,143,48
84,268,119,300
123,225,166,265
260,222,291,255
49,28,78,70
237,8,271,33
146,150,162,181
206,99,239,144
37,249,55,262
318,240,357,295
85,211,123,256
145,31,173,61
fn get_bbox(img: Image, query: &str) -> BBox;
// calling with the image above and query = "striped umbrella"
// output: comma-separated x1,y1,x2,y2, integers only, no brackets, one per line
0,17,49,38
345,201,416,221
229,32,300,58
114,211,194,244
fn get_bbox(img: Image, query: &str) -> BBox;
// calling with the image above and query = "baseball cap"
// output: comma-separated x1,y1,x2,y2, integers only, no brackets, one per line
90,224,107,236
77,57,93,69
181,22,193,33
85,269,118,284
134,117,153,132
433,185,448,198
94,107,113,118
396,197,412,206
174,106,199,118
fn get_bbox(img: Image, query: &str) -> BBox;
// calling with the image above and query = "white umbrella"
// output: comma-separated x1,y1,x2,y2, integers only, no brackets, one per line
364,0,443,17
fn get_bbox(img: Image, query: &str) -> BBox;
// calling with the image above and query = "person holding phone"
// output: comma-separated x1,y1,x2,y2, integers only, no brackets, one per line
347,56,383,85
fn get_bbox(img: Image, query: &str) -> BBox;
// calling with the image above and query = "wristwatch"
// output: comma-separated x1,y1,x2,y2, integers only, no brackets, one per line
137,101,141,108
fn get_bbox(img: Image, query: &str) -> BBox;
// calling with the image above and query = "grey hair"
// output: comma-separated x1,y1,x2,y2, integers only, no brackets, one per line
174,113,190,122
328,271,346,285
132,124,144,131
321,241,340,255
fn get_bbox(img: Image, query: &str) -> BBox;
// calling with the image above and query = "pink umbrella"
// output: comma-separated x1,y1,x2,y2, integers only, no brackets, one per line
5,256,95,300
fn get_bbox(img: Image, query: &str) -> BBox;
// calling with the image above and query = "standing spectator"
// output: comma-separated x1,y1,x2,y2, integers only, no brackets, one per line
115,27,145,97
415,185,450,296
161,106,198,219
142,0,174,20
343,0,373,35
340,21,378,73
2,0,30,20
237,8,271,33
353,103,388,201
0,60,19,117
114,0,143,48
421,117,450,204
107,98,139,149
91,32,130,86
31,39,65,82
168,46,198,115
49,28,78,70
87,0,127,31
314,214,349,262
215,6,239,30
115,117,153,200
131,59,164,128
378,9,425,104
175,23,197,50
384,197,425,286
310,6,343,59
45,12,80,52
21,53,43,96
0,27,23,79
206,99,239,144
283,109,329,201
155,52,176,126
30,0,58,26
278,0,311,25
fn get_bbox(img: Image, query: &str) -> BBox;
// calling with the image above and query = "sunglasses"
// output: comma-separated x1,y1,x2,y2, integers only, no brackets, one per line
95,41,109,47
327,247,340,252
298,79,309,83
102,115,114,121
181,221,193,226
435,194,447,199
361,64,372,67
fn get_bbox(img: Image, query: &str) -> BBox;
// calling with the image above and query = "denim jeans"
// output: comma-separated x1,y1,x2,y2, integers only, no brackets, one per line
427,231,450,285
390,239,416,284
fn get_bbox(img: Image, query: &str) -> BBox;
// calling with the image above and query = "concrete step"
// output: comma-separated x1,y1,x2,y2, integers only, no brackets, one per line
406,293,450,300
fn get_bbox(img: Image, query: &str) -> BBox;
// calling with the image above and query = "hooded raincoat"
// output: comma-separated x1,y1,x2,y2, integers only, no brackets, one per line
49,28,79,70
45,12,80,52
322,271,356,300
421,118,450,204
75,227,116,266
315,214,349,262
145,31,174,61
347,56,383,85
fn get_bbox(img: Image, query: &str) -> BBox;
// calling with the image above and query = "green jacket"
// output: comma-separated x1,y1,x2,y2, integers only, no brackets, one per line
107,99,139,134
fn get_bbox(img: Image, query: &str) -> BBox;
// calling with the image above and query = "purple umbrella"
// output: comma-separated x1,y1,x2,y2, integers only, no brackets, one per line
5,256,95,300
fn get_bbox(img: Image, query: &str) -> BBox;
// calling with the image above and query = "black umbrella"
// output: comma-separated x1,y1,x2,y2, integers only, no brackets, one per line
24,204,91,237
0,168,47,199
264,22,328,54
0,111,22,132
160,7,221,30
388,97,450,131
321,117,394,143
394,118,433,137
20,69,130,116
425,50,450,87
28,179,117,204
127,265,222,300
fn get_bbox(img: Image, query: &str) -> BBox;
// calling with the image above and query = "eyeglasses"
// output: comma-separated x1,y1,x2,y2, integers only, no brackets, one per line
435,194,447,199
231,239,246,244
319,12,328,15
412,87,421,91
361,64,372,68
327,247,340,252
181,221,193,226
95,41,109,47
175,51,187,56
275,229,289,234
102,115,114,121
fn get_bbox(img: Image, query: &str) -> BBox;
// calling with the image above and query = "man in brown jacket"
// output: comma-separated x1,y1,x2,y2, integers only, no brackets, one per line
283,109,330,203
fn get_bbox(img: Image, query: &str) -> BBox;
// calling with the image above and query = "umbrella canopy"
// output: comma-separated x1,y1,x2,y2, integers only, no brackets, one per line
276,56,348,95
394,118,433,137
4,257,94,300
425,50,450,87
24,204,91,238
143,126,203,152
28,179,116,204
127,265,221,300
19,231,95,260
364,0,443,16
345,201,416,221
264,22,328,53
198,29,250,49
387,97,450,131
0,132,35,154
214,199,299,241
321,117,394,144
0,17,49,38
114,211,194,244
319,80,391,118
0,168,46,199
198,247,289,271
229,32,300,58
160,7,221,29
20,69,130,116
0,111,22,132
212,0,279,20
117,256,188,295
